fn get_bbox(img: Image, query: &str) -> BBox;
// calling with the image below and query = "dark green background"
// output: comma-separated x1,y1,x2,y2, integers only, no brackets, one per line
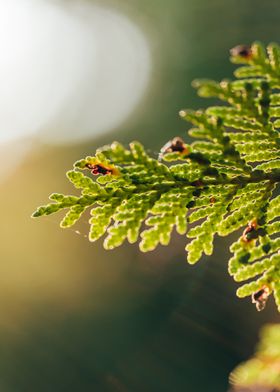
1,1,280,391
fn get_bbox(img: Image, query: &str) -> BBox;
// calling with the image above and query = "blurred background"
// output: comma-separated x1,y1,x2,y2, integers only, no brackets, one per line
0,0,280,391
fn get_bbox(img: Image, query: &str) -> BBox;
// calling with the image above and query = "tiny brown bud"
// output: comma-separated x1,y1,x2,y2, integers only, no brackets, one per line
86,163,115,176
252,285,270,311
159,137,190,159
230,45,252,59
242,219,258,243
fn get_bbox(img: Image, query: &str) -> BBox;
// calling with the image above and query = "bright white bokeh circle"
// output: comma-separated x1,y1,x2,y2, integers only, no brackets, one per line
0,0,151,144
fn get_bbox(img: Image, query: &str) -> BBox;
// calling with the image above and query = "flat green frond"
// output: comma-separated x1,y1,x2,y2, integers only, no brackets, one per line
104,190,159,250
66,170,104,195
60,205,86,228
33,41,280,312
89,199,121,242
140,188,192,252
32,194,96,218
186,195,231,263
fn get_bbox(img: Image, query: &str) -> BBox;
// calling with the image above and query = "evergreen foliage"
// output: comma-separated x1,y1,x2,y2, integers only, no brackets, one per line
229,324,280,390
33,42,280,312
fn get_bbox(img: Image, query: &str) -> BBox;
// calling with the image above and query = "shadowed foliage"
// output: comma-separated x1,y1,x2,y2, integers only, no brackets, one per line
229,324,280,391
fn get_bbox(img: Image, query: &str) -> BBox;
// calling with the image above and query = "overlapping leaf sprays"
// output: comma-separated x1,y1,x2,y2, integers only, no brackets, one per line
33,42,280,312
